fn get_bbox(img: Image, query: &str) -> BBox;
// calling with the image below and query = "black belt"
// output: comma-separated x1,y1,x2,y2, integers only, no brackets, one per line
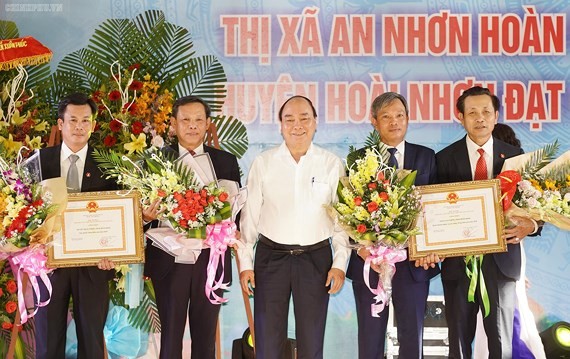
258,235,330,256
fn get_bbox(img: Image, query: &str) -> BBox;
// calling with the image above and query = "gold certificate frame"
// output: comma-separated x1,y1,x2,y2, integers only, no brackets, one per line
47,190,145,267
408,179,506,260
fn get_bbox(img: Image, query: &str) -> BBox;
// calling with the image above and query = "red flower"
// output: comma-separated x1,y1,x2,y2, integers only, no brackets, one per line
379,192,389,202
368,182,377,190
123,102,138,115
108,90,121,101
0,288,3,296
109,119,123,132
129,81,143,91
5,301,17,314
157,189,167,198
377,172,385,181
367,201,379,213
218,192,229,202
1,322,13,330
131,121,144,135
6,280,17,294
356,224,367,233
128,63,141,71
104,135,117,147
354,196,362,206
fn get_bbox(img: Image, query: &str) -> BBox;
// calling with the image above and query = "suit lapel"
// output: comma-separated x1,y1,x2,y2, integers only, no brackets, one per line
403,142,414,170
41,145,62,180
455,139,473,181
492,140,507,177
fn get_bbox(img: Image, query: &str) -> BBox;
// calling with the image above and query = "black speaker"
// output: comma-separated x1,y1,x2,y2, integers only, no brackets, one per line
540,321,570,358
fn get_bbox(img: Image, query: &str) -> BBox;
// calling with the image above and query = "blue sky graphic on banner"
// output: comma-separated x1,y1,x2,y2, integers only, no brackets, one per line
4,0,569,357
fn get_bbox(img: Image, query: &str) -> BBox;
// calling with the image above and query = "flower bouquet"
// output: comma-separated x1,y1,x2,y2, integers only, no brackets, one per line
0,154,67,326
498,140,570,230
94,148,242,304
331,146,421,315
90,61,174,155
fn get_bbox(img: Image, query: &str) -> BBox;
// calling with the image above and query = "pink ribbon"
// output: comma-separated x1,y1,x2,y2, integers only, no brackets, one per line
362,244,407,317
8,247,53,324
204,220,237,305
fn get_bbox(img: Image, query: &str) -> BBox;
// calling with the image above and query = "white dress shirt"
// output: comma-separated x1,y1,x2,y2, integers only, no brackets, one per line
237,142,350,272
388,141,406,170
60,142,88,190
466,136,493,180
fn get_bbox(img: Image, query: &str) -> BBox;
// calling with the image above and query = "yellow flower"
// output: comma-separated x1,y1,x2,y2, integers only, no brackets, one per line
0,134,23,156
10,109,27,126
25,135,43,150
124,133,147,155
544,179,557,191
34,120,49,132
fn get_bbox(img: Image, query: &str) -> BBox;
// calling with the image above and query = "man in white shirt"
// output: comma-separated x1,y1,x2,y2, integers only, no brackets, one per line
237,95,350,359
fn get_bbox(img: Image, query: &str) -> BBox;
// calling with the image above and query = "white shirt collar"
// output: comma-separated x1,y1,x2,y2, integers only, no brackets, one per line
61,142,88,163
466,135,493,155
178,143,205,157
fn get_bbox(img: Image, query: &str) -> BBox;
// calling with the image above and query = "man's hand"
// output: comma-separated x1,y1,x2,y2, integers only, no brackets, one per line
357,248,381,273
414,253,444,270
142,198,162,222
97,258,115,271
504,216,536,244
326,268,345,294
240,270,255,296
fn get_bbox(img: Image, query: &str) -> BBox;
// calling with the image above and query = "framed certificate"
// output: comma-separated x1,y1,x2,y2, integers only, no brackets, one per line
408,180,506,260
47,190,145,267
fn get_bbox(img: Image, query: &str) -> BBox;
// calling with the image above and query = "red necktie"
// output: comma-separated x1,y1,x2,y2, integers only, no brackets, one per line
189,149,196,156
474,148,488,180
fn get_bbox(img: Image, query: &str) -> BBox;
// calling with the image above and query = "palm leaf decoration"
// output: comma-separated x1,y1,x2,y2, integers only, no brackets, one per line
211,115,248,159
347,130,383,168
46,9,247,159
127,282,161,333
521,140,560,179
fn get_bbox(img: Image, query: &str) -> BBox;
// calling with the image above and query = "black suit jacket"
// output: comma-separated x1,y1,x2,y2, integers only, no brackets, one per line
144,144,241,282
39,144,117,281
347,142,440,283
436,136,525,281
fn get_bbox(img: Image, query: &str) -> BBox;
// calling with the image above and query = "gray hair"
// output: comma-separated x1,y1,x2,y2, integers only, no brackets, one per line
370,92,409,119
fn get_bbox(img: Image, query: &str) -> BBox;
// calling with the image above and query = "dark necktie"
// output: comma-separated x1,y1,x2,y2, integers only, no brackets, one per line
67,154,80,193
387,148,398,168
474,148,488,180
189,149,196,156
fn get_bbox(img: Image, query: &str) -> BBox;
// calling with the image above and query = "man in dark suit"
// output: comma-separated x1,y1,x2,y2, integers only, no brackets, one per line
436,86,540,358
143,95,241,359
347,92,440,358
35,92,117,359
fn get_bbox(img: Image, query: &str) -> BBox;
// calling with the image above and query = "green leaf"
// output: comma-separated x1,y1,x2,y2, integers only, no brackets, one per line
176,55,227,113
522,140,560,179
364,130,380,147
128,286,161,333
210,115,249,159
0,20,19,39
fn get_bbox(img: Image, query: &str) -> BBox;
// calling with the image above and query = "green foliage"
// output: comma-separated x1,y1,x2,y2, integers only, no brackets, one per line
522,140,560,179
44,10,247,159
127,281,161,333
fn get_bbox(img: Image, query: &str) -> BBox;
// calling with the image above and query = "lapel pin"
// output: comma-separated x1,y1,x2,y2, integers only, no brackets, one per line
500,153,505,158
86,172,91,178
